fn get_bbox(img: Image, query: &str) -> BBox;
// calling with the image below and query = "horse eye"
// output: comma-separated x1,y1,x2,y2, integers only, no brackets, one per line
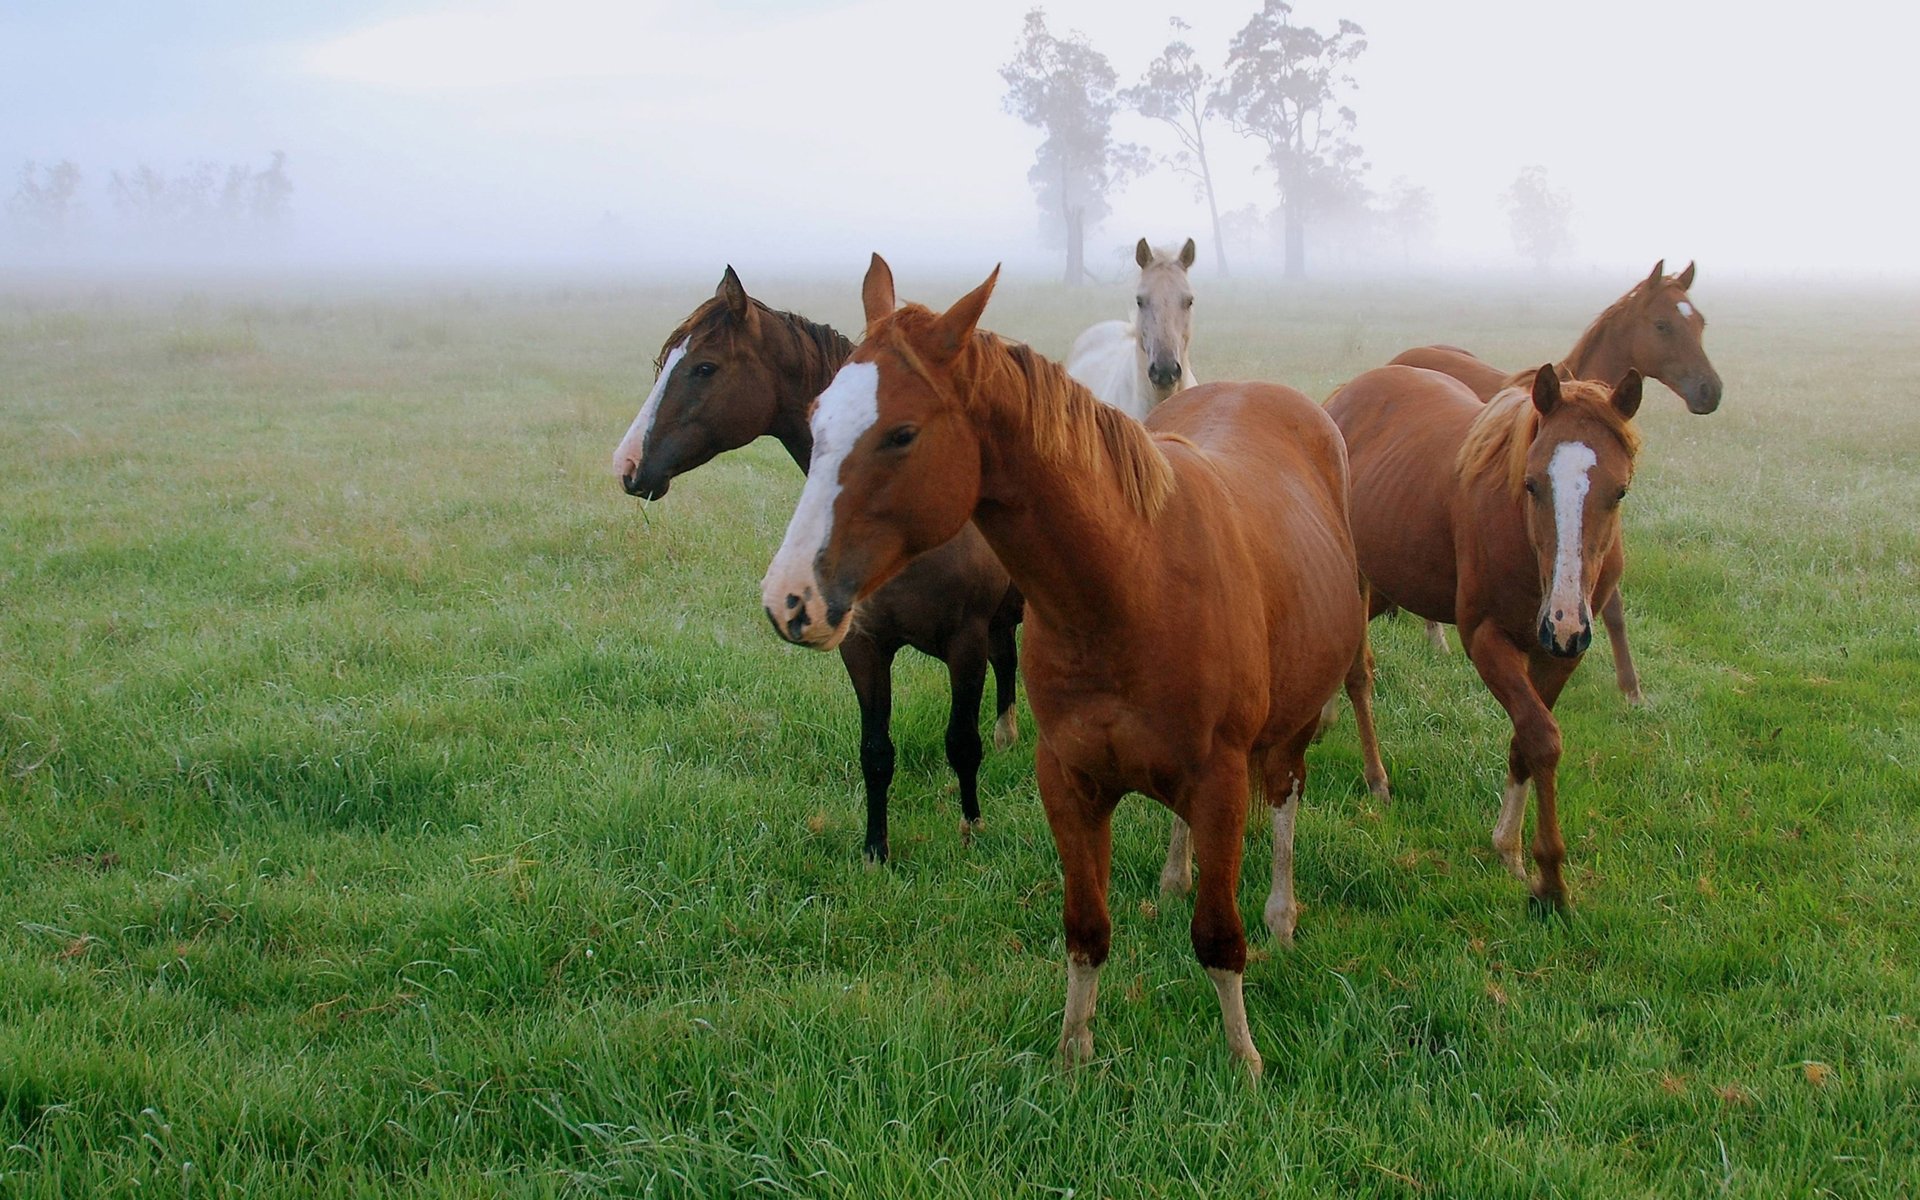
1617,486,1630,503
1523,479,1539,497
882,424,918,450
1654,321,1673,335
1183,297,1194,309
1135,296,1146,308
691,361,718,378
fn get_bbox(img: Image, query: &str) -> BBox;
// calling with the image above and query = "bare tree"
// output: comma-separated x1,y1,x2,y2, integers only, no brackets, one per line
6,160,84,243
1123,19,1230,277
1504,164,1572,274
1001,9,1145,285
1382,176,1436,267
1219,0,1368,280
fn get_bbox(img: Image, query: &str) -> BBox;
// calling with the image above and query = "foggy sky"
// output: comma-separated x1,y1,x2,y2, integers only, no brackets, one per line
3,0,1916,278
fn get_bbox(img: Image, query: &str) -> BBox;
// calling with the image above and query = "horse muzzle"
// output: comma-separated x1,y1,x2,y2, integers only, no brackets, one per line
1147,359,1183,391
1537,609,1592,658
760,573,854,650
1684,373,1724,415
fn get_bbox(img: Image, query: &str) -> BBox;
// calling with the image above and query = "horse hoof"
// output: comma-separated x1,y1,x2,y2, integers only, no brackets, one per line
993,710,1019,751
1060,1028,1094,1066
959,817,984,844
1238,1048,1265,1080
1368,777,1391,805
1263,906,1297,947
1623,686,1646,707
863,844,888,868
1159,868,1193,899
1527,891,1570,920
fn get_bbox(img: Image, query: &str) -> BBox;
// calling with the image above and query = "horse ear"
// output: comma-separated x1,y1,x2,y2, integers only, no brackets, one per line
1530,363,1561,415
718,265,751,321
1178,237,1197,270
930,265,999,360
1135,238,1153,269
862,253,897,330
1643,259,1666,292
1611,369,1643,421
1675,260,1696,291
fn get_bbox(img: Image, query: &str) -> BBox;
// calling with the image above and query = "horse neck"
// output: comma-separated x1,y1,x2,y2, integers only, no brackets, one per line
963,353,1161,632
1559,300,1636,384
763,311,855,470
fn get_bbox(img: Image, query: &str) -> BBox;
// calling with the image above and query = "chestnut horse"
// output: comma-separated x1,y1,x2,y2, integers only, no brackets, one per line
1391,260,1720,700
762,256,1371,1075
612,266,1023,863
1065,237,1199,419
1329,364,1643,911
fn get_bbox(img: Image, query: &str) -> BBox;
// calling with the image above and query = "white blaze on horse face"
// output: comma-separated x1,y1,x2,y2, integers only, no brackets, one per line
760,361,880,643
612,341,687,479
1676,300,1695,319
1547,441,1598,626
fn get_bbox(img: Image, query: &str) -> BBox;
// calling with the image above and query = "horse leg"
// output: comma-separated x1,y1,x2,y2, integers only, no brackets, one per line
1344,632,1392,803
1423,619,1451,654
1159,819,1193,898
1181,756,1260,1075
1257,737,1314,946
839,633,897,864
1599,587,1643,705
1036,743,1118,1066
988,612,1021,751
942,625,989,839
1465,626,1568,909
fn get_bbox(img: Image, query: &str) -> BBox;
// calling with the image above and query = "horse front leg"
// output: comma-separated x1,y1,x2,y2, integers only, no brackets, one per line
1344,629,1391,803
839,633,897,864
1036,743,1118,1066
942,626,989,839
1180,756,1261,1076
1465,626,1569,910
988,589,1022,750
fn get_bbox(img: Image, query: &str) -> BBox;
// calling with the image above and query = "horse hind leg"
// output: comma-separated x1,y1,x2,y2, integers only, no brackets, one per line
1600,587,1643,705
942,627,989,839
1257,742,1310,947
1345,634,1391,803
987,612,1021,751
1424,619,1451,654
1159,818,1193,898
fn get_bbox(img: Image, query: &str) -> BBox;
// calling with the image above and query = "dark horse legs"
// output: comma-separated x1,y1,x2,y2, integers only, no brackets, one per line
840,620,1013,862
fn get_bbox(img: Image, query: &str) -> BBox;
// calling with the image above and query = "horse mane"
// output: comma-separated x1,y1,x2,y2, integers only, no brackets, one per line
876,304,1176,521
1457,381,1643,499
1560,274,1663,375
655,297,853,390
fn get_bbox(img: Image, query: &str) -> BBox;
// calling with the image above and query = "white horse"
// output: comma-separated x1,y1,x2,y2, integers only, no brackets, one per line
1066,237,1199,420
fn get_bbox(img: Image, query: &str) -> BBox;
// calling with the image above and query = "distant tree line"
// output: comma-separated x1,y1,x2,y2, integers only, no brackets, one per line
5,152,293,255
1002,4,1573,282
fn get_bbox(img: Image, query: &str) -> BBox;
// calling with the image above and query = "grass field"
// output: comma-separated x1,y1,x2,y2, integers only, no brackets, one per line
2,269,1918,1197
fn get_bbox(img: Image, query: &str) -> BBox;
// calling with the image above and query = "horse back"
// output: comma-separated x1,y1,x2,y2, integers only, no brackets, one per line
1327,366,1484,624
1389,345,1509,401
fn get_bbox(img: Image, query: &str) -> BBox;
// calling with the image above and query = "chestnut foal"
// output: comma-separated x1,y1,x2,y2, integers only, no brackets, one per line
612,267,1022,862
762,257,1368,1074
1330,364,1643,911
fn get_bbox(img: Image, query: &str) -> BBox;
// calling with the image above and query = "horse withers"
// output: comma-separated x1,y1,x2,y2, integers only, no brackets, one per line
1330,363,1643,911
761,255,1372,1075
612,266,1023,864
1066,237,1199,419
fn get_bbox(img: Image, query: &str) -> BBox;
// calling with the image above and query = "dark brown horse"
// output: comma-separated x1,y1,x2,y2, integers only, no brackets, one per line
1330,364,1642,911
762,257,1369,1074
1391,261,1720,701
611,266,1022,863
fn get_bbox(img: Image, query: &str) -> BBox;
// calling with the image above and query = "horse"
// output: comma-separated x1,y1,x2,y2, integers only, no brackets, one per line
1328,363,1643,912
1389,260,1721,701
1065,237,1199,419
611,265,1024,864
760,255,1373,1075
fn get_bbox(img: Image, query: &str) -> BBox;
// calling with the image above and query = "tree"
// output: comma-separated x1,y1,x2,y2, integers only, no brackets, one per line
1001,9,1145,285
6,160,84,243
1381,176,1435,267
1123,19,1230,277
1219,0,1368,279
1503,165,1571,274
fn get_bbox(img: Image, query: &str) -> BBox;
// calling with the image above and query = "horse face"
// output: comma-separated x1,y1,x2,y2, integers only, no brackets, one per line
1135,237,1196,399
613,269,781,500
1520,370,1642,657
1633,262,1722,414
761,264,994,649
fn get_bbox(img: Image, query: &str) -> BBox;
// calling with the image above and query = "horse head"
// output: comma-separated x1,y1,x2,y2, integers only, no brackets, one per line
760,255,995,649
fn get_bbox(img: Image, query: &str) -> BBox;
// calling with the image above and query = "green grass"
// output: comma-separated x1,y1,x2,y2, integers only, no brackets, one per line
2,273,1917,1197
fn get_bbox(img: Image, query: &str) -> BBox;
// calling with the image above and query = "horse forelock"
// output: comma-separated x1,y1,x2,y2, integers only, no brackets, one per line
656,296,850,378
1458,383,1641,500
869,307,1175,521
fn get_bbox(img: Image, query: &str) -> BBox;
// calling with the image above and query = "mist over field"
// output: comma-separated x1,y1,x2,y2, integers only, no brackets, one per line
4,0,1918,282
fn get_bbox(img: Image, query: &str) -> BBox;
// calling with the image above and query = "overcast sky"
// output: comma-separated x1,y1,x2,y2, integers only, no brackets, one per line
3,0,1915,278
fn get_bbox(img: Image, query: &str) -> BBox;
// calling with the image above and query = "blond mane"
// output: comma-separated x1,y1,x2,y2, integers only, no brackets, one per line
1457,381,1643,499
877,305,1176,521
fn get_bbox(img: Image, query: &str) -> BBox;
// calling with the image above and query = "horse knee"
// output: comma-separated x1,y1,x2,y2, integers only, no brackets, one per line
1190,907,1247,974
1063,909,1111,968
945,723,983,776
860,733,895,781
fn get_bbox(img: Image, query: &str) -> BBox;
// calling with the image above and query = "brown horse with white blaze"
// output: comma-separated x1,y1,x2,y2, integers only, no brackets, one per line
762,256,1371,1074
1392,261,1720,699
611,266,1023,864
1330,364,1643,911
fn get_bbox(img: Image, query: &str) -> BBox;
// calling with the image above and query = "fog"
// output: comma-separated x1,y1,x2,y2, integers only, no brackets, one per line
4,0,1917,282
